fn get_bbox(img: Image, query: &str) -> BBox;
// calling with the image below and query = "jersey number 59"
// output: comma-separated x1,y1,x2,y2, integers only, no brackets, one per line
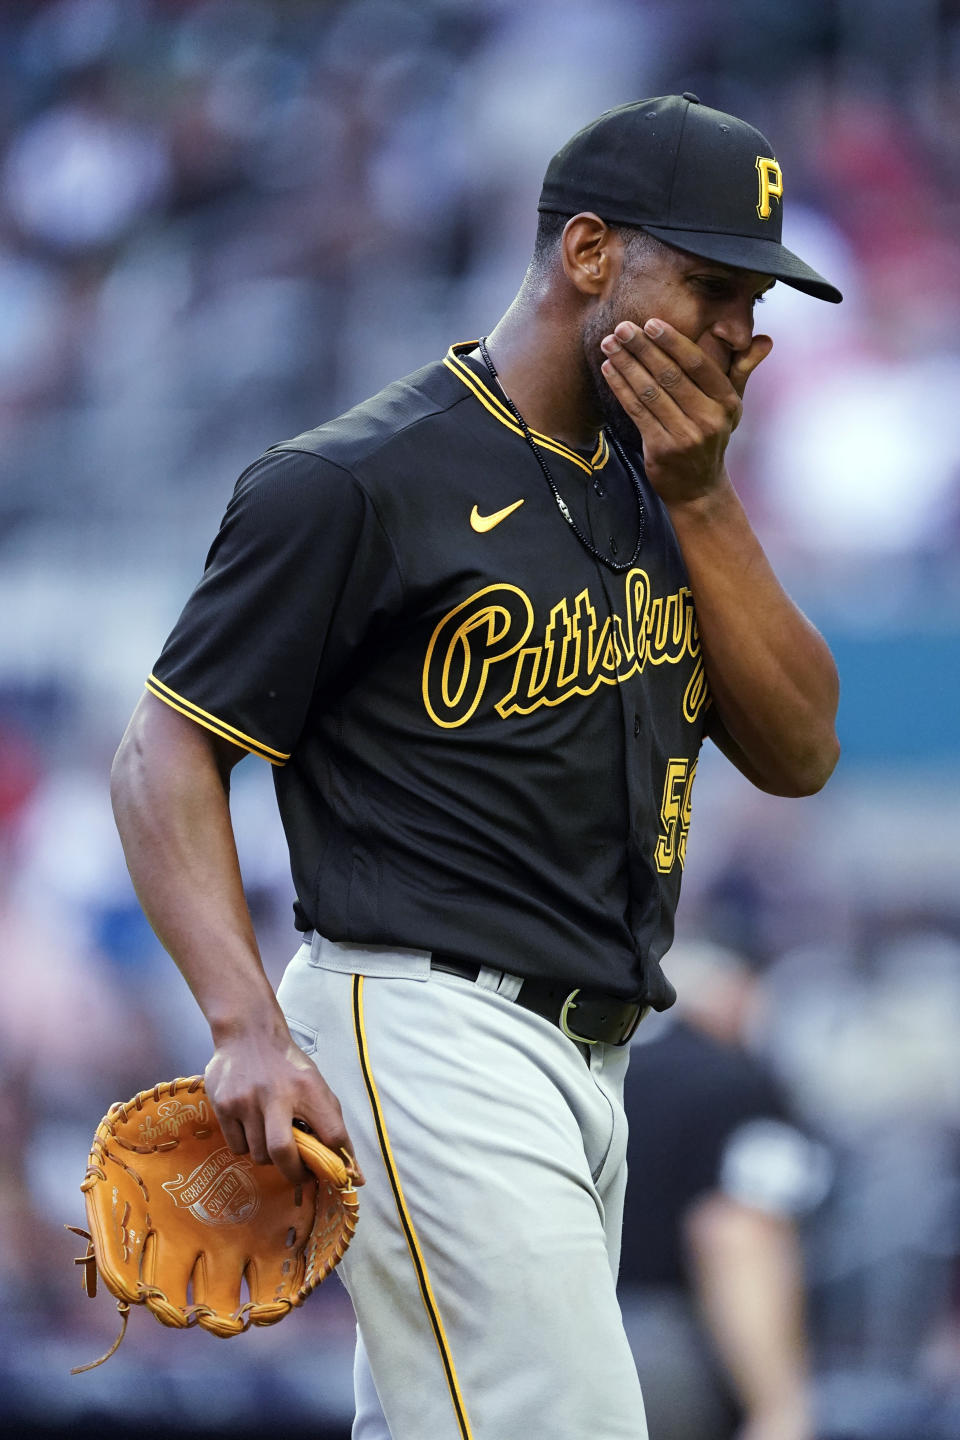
655,758,698,874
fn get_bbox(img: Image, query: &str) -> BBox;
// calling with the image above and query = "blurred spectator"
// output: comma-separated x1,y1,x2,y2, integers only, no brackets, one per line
4,91,172,254
619,942,831,1440
760,928,960,1439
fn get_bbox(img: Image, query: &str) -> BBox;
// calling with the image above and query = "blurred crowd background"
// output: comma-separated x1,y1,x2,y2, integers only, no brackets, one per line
2,1,960,1437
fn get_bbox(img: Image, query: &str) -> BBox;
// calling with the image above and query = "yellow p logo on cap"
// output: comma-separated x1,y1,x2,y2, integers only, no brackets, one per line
755,156,783,219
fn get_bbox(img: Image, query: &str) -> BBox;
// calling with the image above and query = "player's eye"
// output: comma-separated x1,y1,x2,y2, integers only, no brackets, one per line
692,275,770,308
692,276,729,297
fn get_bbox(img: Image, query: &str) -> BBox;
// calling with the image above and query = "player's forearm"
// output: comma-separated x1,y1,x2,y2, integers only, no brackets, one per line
684,1197,813,1436
110,695,286,1045
667,476,839,796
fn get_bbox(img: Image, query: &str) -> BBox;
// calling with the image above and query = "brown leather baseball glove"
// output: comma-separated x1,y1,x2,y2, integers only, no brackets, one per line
67,1075,359,1372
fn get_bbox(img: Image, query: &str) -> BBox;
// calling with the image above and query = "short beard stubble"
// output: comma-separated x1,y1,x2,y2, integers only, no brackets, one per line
580,228,664,458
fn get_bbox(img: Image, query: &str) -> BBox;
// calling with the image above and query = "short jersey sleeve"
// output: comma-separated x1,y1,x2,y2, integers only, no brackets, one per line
147,447,402,764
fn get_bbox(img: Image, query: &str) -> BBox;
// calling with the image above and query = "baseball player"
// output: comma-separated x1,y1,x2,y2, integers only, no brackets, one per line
112,96,841,1440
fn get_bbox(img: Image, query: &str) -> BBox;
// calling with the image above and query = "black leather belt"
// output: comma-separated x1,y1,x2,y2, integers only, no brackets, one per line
430,956,648,1047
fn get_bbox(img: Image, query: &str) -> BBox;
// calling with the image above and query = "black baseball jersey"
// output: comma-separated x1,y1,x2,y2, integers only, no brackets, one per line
148,343,710,1008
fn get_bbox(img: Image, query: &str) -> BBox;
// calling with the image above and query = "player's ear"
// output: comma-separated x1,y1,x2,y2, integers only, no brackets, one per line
560,213,620,297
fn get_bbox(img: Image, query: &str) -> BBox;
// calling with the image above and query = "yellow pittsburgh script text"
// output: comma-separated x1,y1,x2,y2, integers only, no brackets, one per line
421,569,709,729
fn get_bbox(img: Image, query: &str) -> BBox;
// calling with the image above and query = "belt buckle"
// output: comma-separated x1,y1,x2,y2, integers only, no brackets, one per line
560,989,650,1046
559,989,600,1046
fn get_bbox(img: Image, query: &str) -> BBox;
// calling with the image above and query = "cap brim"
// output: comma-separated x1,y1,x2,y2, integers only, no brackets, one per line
641,224,843,303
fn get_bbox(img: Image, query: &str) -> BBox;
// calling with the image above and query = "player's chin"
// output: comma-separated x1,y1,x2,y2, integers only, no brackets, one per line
600,387,644,454
589,362,642,453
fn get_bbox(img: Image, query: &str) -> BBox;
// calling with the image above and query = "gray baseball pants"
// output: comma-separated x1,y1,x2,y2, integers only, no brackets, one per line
277,935,648,1440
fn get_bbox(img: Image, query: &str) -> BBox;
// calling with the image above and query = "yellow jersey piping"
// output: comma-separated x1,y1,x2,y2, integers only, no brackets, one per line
445,344,609,474
351,975,474,1440
145,675,289,766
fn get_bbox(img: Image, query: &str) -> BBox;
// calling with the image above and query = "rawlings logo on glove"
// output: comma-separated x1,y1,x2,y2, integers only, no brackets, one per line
67,1076,359,1371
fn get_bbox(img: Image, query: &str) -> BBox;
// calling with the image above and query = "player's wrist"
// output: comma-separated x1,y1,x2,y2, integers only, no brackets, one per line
658,465,736,515
207,996,289,1048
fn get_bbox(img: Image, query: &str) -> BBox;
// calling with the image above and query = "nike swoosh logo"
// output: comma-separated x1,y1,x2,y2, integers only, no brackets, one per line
470,499,524,533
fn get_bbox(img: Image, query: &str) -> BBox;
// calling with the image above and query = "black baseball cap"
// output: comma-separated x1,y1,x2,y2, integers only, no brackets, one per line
538,94,842,303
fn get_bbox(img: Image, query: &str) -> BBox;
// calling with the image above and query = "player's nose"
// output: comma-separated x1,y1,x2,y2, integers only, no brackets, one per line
709,299,755,357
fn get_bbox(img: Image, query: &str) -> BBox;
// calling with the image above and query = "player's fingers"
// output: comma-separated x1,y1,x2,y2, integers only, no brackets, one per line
295,1086,366,1185
616,319,733,406
293,1118,366,1189
240,1109,273,1169
263,1102,313,1184
601,330,701,421
729,333,773,400
204,1071,255,1158
599,344,695,439
600,356,671,442
218,1115,250,1158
